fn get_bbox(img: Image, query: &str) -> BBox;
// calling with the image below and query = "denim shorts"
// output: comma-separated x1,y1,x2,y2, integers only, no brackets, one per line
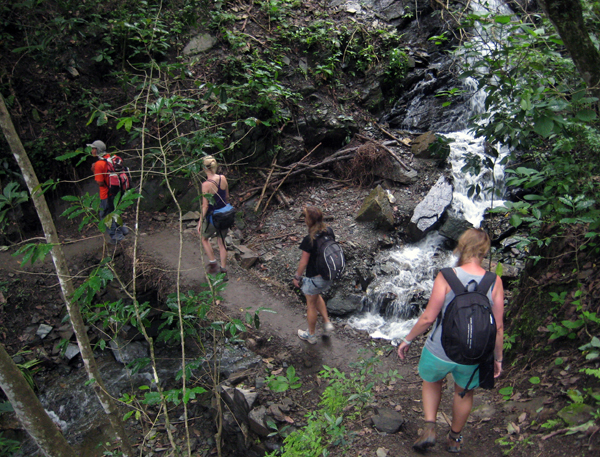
418,347,480,389
301,276,332,296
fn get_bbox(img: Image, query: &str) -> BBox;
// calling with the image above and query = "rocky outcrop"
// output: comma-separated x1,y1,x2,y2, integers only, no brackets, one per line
356,185,395,230
407,175,453,241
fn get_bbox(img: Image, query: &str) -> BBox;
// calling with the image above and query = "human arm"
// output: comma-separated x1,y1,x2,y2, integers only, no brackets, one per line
397,272,449,360
491,275,505,377
94,161,108,189
292,251,310,288
197,181,213,234
222,175,230,202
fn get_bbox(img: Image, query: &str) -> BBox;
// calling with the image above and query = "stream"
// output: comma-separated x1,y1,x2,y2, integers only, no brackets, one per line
347,0,512,343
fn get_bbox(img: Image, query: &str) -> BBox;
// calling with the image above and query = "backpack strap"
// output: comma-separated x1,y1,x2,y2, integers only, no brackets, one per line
435,268,497,332
440,268,467,295
207,177,227,206
477,271,497,295
459,365,480,398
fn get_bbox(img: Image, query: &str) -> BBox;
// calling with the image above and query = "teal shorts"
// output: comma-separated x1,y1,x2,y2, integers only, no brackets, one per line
418,347,480,389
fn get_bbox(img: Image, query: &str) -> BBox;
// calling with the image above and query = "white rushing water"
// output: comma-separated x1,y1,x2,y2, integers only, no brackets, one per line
347,0,512,344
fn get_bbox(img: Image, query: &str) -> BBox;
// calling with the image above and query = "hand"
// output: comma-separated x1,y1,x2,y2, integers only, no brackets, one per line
397,342,410,360
292,278,300,288
494,360,502,378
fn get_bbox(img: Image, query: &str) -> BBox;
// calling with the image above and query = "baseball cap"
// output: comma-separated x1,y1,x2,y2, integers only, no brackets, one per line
86,140,106,152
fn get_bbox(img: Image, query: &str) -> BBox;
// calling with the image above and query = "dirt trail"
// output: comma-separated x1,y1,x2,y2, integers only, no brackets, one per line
135,228,404,375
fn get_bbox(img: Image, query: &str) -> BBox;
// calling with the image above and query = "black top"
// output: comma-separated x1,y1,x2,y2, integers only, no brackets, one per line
299,227,334,278
206,176,228,214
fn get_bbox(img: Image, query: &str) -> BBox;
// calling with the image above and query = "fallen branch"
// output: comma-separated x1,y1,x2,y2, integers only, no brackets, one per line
262,143,320,214
255,153,278,212
357,133,413,172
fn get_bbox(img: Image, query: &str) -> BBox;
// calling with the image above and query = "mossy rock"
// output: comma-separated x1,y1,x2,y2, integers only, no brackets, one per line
557,403,594,426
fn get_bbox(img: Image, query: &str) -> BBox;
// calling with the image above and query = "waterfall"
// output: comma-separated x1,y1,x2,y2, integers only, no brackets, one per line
347,0,512,343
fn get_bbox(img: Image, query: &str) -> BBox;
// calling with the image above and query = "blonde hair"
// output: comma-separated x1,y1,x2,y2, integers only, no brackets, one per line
203,155,218,173
304,206,327,243
455,228,491,265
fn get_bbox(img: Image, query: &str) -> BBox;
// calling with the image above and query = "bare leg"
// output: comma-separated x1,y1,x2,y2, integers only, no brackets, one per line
422,379,444,422
451,383,473,433
305,294,319,335
314,295,331,324
217,235,227,269
201,236,216,262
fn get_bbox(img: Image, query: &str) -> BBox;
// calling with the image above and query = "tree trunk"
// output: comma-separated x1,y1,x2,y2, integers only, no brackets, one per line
0,94,134,457
539,0,600,93
0,344,76,457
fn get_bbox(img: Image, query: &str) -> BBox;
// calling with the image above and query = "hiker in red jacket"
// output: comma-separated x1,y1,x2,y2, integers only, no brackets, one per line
88,140,129,244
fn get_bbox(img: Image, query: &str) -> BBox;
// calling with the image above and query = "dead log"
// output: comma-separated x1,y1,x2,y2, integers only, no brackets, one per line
357,133,413,171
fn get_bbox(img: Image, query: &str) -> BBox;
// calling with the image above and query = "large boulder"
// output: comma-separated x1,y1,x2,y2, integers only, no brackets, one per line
326,293,363,316
355,185,395,230
407,175,453,241
438,210,473,243
411,131,438,159
372,158,418,184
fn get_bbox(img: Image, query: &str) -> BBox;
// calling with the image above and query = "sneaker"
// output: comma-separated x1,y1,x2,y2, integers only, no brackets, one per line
297,329,317,344
220,267,229,282
446,431,462,453
323,322,334,335
413,421,436,452
206,262,219,274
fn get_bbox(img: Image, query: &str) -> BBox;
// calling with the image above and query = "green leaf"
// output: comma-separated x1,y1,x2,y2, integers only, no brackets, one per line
529,376,540,384
575,109,596,122
533,116,554,137
494,15,512,24
56,151,84,161
509,213,522,227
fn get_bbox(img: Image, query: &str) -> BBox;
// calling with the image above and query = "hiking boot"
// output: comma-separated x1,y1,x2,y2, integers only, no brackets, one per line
413,421,436,452
220,267,229,282
297,329,317,344
323,322,334,335
206,262,219,274
447,431,462,453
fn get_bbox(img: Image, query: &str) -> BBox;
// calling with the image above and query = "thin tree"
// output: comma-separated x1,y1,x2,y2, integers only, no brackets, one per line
0,343,76,457
539,0,600,94
0,94,134,457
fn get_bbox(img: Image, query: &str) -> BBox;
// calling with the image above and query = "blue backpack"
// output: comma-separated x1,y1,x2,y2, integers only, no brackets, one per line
209,204,236,231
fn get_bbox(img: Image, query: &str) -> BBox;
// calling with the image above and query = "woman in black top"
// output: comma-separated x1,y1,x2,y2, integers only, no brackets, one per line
197,155,229,278
292,206,335,344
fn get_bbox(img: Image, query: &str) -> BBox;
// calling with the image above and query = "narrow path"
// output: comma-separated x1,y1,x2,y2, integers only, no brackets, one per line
136,228,400,374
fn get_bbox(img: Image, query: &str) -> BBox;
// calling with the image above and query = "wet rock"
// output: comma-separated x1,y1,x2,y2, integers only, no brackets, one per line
355,267,375,291
327,293,363,316
371,408,404,434
407,175,453,241
356,185,395,230
438,210,473,243
411,132,438,158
